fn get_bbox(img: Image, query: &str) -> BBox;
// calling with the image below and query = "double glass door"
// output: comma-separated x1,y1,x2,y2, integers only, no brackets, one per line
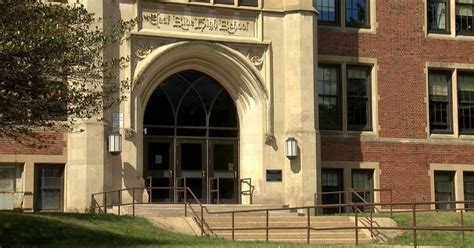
145,138,239,204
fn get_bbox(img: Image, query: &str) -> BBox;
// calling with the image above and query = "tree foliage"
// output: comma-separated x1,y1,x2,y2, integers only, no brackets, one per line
0,0,136,140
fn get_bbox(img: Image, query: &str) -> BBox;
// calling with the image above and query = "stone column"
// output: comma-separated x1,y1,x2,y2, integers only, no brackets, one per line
282,3,319,207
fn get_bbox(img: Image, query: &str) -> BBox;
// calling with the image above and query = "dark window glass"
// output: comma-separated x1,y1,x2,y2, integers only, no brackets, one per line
239,0,258,7
209,91,238,127
318,65,341,130
429,71,452,133
428,0,449,33
193,77,222,112
456,0,474,35
214,0,233,4
434,171,455,210
347,66,371,131
144,70,238,137
345,0,369,27
177,90,206,126
351,169,374,204
318,0,339,24
458,73,474,133
144,88,174,126
162,75,189,110
36,166,63,211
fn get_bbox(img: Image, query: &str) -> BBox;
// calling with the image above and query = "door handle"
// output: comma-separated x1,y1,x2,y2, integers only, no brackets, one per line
169,170,173,178
234,171,237,179
202,170,206,177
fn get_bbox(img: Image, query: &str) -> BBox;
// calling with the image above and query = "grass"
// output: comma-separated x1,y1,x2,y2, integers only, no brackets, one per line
0,212,353,248
374,211,474,247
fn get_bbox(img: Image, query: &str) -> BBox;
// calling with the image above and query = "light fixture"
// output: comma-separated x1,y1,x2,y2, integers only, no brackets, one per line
108,132,122,155
285,137,298,159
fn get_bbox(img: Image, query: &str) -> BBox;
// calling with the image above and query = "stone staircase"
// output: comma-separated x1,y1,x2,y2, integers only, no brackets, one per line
116,204,373,245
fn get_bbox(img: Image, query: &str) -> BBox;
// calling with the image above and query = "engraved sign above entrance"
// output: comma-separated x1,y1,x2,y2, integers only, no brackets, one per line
141,3,259,39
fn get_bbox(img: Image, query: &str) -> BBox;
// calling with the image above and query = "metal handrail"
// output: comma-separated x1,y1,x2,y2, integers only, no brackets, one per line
208,177,220,204
203,200,474,247
240,178,254,204
314,188,393,217
90,186,215,236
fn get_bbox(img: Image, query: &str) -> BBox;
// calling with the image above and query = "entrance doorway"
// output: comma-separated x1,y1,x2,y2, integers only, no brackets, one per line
144,70,239,204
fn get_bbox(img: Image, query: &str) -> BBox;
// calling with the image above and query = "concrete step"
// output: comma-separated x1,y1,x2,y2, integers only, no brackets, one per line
207,221,355,228
214,232,369,239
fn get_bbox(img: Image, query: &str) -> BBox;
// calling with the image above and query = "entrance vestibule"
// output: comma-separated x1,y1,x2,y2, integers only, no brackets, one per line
143,70,239,204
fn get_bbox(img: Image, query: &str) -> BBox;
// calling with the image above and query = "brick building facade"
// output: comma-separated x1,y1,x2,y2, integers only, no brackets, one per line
1,0,474,211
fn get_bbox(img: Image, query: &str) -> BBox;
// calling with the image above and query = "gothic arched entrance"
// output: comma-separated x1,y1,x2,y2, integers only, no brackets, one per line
143,70,239,204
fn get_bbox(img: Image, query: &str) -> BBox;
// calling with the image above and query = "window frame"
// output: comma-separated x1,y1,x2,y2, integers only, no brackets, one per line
457,71,474,134
317,0,341,26
189,0,259,8
344,0,371,28
346,65,372,131
318,64,343,131
428,70,454,134
427,0,451,34
318,62,374,133
455,0,474,36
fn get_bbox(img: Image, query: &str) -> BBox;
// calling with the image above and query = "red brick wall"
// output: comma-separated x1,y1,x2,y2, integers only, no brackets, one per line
319,1,474,203
0,132,65,155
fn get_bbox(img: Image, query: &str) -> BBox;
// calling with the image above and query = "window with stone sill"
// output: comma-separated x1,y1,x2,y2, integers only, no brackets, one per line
190,0,258,7
317,0,371,29
428,69,474,135
318,64,373,132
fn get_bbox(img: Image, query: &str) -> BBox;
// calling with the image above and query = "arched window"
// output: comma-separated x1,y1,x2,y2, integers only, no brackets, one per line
144,70,238,138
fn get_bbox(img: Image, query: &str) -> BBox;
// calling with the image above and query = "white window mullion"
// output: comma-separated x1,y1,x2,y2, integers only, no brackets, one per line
452,68,460,136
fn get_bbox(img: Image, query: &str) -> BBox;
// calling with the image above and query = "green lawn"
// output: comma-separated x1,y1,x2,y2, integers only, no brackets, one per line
375,211,474,247
0,212,350,248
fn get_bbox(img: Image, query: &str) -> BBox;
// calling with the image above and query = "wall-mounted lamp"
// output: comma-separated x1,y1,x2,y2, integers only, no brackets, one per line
108,132,122,155
285,137,298,159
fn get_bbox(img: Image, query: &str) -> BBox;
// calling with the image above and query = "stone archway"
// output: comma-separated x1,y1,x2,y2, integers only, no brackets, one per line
127,41,268,204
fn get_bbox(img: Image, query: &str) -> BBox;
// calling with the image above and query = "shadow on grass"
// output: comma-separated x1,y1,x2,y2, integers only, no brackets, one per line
0,212,171,248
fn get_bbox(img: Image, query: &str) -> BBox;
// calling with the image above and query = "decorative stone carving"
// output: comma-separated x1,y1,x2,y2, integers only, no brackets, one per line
233,46,266,70
124,128,135,140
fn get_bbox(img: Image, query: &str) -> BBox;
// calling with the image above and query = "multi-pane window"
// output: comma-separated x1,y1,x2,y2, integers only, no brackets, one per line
434,171,455,210
36,166,63,211
428,0,449,33
352,169,374,204
464,172,474,209
318,0,339,25
347,66,371,130
458,72,474,133
318,65,341,130
345,0,369,27
428,69,474,136
456,0,474,34
429,71,452,133
192,0,258,7
318,64,373,132
427,0,474,35
317,0,371,28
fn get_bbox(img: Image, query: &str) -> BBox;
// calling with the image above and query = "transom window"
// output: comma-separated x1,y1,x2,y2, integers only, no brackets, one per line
190,0,258,7
318,64,373,132
428,69,474,136
317,0,371,28
144,70,238,138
